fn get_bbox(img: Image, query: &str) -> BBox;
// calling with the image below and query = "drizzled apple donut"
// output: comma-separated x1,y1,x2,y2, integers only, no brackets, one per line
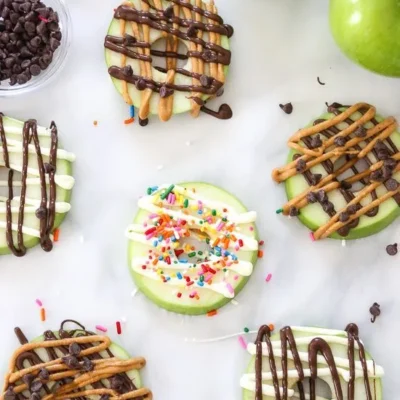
241,323,383,400
0,115,75,256
104,0,233,126
126,183,259,315
272,102,400,240
1,319,152,400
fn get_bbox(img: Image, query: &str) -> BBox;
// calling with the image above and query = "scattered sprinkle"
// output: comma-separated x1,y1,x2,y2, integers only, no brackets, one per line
265,273,272,282
243,327,249,333
95,325,108,333
259,240,265,246
124,117,135,125
269,324,275,331
35,299,43,307
309,232,315,242
129,105,135,118
207,309,218,317
38,15,49,23
317,77,326,86
40,308,46,322
369,302,381,323
93,120,98,126
276,208,283,214
258,250,264,258
238,335,247,349
116,321,122,335
386,243,398,256
53,228,60,242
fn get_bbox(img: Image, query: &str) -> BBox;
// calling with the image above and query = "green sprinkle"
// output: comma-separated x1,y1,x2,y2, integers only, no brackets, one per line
147,187,152,195
198,251,203,255
223,268,227,272
200,275,204,282
222,217,227,222
161,184,175,200
188,252,196,257
206,238,210,244
244,327,249,333
276,208,283,214
199,220,203,225
212,209,217,216
184,198,189,208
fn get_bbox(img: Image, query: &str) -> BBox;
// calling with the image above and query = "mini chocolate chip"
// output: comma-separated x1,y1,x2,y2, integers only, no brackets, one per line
22,374,35,388
202,49,217,62
310,173,322,186
139,117,149,127
339,212,349,223
159,85,173,98
338,225,350,237
43,162,55,173
62,355,80,369
30,380,43,393
322,201,334,213
38,368,49,382
36,20,47,35
163,5,174,18
24,21,36,33
317,189,327,203
384,158,397,170
289,206,299,217
9,12,19,24
19,2,31,13
49,37,60,51
340,181,352,190
36,7,49,18
13,21,23,33
123,33,136,46
4,56,15,68
310,134,322,149
355,126,367,138
386,243,398,256
199,74,210,87
21,59,30,69
68,342,81,356
16,73,28,84
296,158,306,172
4,387,16,400
386,178,399,191
347,204,359,215
135,78,146,90
29,63,40,76
306,192,317,203
81,357,94,372
29,393,41,400
186,24,198,37
110,375,124,391
279,102,293,115
334,136,346,147
370,169,383,182
369,302,381,323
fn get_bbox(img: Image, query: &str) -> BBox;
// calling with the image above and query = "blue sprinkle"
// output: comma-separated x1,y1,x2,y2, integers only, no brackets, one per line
153,240,158,247
171,237,177,242
166,276,171,281
223,250,230,257
130,105,135,118
158,255,163,260
180,259,188,263
197,281,204,287
231,255,238,261
151,186,159,191
197,210,203,215
158,235,163,241
177,272,183,279
215,246,221,252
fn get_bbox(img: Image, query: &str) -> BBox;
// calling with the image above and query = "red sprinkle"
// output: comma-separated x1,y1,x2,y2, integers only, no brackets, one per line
116,321,122,335
259,240,265,246
238,239,244,247
175,249,184,257
186,281,194,286
207,310,218,317
145,227,156,235
177,292,182,298
124,117,135,125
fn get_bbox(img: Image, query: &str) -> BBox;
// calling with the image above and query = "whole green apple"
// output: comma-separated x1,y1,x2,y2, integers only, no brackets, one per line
330,0,400,77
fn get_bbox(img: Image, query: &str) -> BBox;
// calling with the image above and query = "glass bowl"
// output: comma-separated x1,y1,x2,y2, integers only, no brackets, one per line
0,0,72,97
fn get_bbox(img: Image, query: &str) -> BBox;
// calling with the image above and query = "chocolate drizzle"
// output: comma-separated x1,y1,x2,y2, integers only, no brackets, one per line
4,320,149,400
253,324,378,400
0,116,58,256
104,0,234,123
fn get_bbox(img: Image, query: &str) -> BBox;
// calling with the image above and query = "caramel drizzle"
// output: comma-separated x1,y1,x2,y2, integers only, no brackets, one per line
105,0,232,122
0,116,58,256
1,322,152,400
254,324,376,400
271,103,400,240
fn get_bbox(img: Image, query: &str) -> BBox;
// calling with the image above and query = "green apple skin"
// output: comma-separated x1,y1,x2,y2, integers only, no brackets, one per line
330,0,400,77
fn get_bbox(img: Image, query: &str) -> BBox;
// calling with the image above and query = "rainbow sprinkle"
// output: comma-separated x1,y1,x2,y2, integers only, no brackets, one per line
35,299,43,307
238,335,247,349
95,325,108,333
309,232,316,242
265,273,272,282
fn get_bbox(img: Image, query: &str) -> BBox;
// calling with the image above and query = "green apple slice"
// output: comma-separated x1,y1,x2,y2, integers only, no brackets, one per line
242,326,383,400
0,116,75,255
285,108,400,239
104,0,230,116
127,182,259,315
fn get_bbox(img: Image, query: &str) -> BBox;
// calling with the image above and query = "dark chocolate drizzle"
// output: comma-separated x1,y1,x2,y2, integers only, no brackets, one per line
0,116,58,256
9,320,143,400
104,1,234,123
254,324,377,400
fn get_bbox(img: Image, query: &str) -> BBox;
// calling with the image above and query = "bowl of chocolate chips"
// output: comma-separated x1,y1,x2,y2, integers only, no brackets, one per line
0,0,71,95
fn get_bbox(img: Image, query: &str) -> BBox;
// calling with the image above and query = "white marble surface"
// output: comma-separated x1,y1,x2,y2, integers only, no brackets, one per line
1,0,400,398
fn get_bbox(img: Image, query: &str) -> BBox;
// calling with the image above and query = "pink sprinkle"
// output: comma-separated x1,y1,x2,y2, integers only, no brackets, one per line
38,15,49,23
149,213,158,219
95,325,108,333
249,226,254,231
238,335,247,349
146,232,156,240
190,290,197,297
309,232,315,242
35,299,43,307
234,245,240,251
205,274,213,282
234,275,239,280
265,273,272,282
226,283,234,294
217,222,225,231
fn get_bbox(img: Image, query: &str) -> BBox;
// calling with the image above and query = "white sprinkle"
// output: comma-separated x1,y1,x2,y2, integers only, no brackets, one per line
342,240,346,247
121,316,127,323
231,299,239,306
186,141,192,146
131,288,138,298
157,165,164,170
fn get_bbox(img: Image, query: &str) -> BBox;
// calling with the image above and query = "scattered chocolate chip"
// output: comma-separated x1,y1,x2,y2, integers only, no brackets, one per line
38,368,49,382
122,65,133,76
339,212,350,223
135,78,146,91
355,126,367,138
29,63,40,76
386,243,398,256
370,169,383,182
22,374,35,388
110,375,124,391
30,380,43,393
68,342,81,356
279,102,293,115
81,357,94,372
340,181,352,190
386,178,399,191
347,204,359,215
4,387,16,400
289,206,299,217
317,190,327,203
43,162,55,173
310,173,322,186
199,74,210,87
139,117,149,127
322,201,334,213
384,158,397,171
62,355,80,369
334,136,346,147
186,24,198,37
369,302,381,323
306,192,317,203
310,134,322,149
337,225,350,237
202,49,217,62
317,76,325,85
377,149,390,161
29,393,41,400
296,158,306,172
163,5,174,18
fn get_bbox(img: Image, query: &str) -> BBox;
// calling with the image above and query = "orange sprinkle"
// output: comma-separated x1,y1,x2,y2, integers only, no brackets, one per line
124,117,135,125
231,234,237,242
212,238,220,247
207,310,218,317
40,308,46,322
152,259,158,266
93,120,98,126
258,250,264,258
53,228,60,242
269,324,275,331
223,239,230,250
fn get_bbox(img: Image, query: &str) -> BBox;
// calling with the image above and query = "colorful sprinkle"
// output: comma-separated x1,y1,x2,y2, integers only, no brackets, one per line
259,240,265,246
129,105,135,118
116,321,122,335
238,335,247,349
226,283,234,295
207,310,218,317
161,184,175,200
35,299,43,307
124,117,135,125
93,120,98,126
177,292,182,298
269,324,275,331
265,273,272,282
276,208,283,214
244,327,249,333
53,228,60,242
95,325,108,333
309,232,316,242
38,15,49,22
258,250,264,258
40,308,46,322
